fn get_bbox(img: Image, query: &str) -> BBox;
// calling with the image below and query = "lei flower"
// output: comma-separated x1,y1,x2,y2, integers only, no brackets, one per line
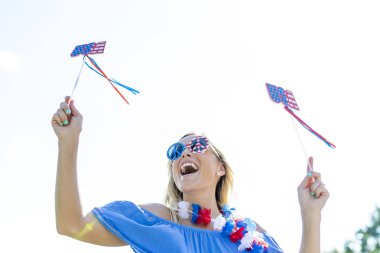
177,201,269,252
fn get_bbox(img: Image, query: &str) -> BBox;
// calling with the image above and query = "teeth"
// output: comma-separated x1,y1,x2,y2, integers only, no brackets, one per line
180,162,198,175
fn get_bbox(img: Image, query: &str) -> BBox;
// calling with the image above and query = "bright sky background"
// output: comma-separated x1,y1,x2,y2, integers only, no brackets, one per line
1,0,379,252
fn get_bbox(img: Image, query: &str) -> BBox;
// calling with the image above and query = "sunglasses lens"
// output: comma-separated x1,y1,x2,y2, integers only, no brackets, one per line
167,142,185,160
188,137,209,153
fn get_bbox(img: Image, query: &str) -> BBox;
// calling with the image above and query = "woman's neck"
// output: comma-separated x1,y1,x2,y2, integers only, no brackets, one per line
182,191,221,218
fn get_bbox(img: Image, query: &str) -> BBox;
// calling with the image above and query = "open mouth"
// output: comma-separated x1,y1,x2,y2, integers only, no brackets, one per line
180,162,199,176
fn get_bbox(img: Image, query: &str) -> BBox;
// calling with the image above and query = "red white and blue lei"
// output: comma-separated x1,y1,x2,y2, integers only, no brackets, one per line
178,201,269,252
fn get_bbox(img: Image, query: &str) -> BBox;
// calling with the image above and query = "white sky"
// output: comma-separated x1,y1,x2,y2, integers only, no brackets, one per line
1,0,379,252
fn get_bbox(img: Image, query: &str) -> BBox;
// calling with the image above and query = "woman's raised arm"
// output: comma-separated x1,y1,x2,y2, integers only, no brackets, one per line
52,96,126,246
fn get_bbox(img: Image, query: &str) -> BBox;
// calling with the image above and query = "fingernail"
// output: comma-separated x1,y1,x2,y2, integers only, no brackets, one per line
310,191,316,197
307,171,313,177
59,122,63,126
66,108,71,114
63,120,69,125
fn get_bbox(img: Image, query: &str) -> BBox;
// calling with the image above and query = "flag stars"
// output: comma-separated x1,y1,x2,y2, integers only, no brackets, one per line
70,41,105,57
266,83,298,109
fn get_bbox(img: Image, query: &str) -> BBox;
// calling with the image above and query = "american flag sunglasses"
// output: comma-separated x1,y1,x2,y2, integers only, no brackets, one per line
167,136,210,161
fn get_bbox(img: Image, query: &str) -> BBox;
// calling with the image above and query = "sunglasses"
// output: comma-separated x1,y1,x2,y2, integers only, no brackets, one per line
167,136,210,161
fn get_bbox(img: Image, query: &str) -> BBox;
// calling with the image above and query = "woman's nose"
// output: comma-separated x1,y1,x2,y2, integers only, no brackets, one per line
181,150,192,158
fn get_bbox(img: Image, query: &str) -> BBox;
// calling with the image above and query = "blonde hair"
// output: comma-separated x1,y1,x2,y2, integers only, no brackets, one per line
164,133,234,223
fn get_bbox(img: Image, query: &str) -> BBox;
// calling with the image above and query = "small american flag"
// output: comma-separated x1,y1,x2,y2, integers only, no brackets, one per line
70,41,107,57
89,41,106,55
266,83,299,110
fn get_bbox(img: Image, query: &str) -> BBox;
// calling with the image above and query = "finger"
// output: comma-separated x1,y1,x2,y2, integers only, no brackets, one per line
309,171,322,181
320,188,330,198
52,113,63,126
57,108,69,125
304,157,315,188
310,180,323,193
314,183,328,198
65,96,73,115
60,101,72,116
69,100,81,117
66,95,75,109
298,174,313,191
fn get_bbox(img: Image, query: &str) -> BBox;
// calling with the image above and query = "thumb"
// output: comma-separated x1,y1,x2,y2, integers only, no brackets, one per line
69,100,81,117
298,174,312,191
305,156,315,188
298,157,315,191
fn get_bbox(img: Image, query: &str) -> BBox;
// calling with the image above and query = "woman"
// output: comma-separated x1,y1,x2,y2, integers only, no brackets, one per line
52,97,329,253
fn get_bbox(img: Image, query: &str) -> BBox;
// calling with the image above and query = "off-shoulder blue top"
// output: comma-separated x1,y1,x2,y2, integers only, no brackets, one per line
92,201,283,253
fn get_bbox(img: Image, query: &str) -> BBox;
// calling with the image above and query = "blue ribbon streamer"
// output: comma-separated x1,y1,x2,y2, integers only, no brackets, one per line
84,57,140,95
284,106,335,149
298,120,334,148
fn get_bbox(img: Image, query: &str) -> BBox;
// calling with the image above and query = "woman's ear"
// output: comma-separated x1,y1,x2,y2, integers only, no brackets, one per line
217,166,226,176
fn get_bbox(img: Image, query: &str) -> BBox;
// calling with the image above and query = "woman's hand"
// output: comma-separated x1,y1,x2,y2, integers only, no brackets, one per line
297,157,329,253
51,96,83,141
297,157,330,217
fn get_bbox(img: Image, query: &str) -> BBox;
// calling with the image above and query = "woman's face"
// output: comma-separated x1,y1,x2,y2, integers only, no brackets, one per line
171,135,225,194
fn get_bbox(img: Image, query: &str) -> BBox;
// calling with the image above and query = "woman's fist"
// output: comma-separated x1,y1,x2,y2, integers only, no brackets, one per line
51,96,83,140
297,157,330,216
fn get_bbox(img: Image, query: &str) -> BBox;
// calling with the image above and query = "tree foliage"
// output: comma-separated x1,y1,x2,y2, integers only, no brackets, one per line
327,207,380,253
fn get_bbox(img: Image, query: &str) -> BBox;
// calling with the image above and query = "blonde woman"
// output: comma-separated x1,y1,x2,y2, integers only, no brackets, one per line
52,97,329,253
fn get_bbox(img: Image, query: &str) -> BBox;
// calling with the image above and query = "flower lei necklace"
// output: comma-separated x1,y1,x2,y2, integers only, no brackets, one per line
177,201,269,252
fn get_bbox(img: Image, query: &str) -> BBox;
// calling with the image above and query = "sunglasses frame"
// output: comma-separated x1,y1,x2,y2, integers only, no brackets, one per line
167,136,210,161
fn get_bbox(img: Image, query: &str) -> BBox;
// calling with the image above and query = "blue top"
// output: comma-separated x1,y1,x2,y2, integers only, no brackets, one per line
92,201,283,253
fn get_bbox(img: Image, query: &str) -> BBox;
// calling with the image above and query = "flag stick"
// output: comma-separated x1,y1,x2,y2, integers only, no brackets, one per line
289,114,313,172
68,58,85,106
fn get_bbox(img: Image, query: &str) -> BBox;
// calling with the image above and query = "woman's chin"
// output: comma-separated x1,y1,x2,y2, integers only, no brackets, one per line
179,179,201,193
175,170,203,192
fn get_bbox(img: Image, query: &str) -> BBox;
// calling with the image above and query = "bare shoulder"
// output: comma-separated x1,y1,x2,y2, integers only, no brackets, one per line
139,203,171,220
